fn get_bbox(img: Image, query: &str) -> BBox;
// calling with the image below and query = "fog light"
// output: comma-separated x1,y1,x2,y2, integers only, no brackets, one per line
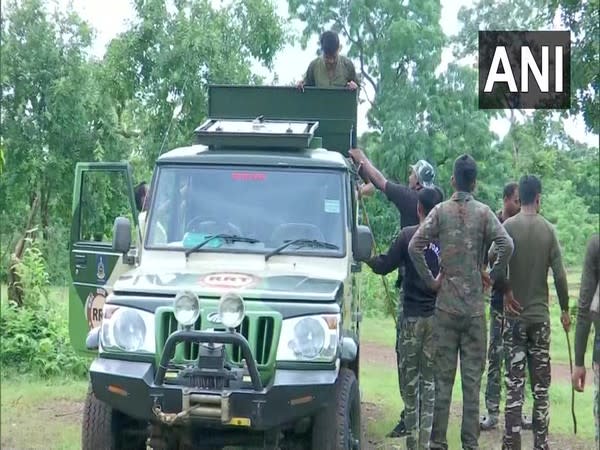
218,292,245,329
174,291,200,327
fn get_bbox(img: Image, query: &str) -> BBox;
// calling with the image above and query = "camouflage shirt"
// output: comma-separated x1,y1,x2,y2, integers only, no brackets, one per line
408,191,514,317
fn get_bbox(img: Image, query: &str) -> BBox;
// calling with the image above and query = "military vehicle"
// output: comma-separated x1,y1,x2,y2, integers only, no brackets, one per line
69,85,373,449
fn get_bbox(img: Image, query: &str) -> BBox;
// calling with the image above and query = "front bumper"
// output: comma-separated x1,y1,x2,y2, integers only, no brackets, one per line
90,330,338,430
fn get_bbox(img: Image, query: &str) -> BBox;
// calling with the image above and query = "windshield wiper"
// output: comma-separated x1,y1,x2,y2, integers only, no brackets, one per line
264,239,339,261
185,234,260,258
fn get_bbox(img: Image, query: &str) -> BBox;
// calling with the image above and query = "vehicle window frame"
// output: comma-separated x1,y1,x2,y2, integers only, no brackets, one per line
143,163,349,258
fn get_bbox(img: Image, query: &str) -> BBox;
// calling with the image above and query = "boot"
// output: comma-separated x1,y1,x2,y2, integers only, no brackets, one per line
386,410,408,437
480,412,499,430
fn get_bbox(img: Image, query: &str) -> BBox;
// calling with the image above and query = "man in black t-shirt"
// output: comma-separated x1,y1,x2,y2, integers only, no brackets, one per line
349,147,437,437
349,148,436,229
366,187,443,445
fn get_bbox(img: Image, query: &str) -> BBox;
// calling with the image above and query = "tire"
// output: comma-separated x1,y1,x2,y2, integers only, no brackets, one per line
82,384,146,450
311,368,362,450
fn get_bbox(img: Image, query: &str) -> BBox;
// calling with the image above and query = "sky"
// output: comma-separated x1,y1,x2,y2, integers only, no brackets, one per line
58,0,597,147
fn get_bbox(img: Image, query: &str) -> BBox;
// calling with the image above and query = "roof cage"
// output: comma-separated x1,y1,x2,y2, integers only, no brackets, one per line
193,117,319,149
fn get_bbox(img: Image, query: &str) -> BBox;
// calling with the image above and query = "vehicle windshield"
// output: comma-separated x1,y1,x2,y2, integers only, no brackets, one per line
145,165,347,256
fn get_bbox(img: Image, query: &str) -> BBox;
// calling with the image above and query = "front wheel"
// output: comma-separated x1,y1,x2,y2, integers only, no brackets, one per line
311,368,362,450
82,384,146,450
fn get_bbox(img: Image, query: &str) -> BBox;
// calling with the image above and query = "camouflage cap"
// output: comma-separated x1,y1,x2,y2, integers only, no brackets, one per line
411,160,436,187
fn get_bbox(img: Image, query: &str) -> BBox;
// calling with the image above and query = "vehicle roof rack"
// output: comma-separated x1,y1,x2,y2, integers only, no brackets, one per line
193,117,319,149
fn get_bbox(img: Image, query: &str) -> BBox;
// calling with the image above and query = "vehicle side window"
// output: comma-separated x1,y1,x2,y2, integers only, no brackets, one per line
79,170,135,244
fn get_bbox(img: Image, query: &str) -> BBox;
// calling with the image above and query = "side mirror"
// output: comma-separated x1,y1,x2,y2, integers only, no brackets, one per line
112,217,132,254
354,225,374,262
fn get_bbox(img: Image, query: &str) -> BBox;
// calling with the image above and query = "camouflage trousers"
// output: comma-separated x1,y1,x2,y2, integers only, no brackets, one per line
395,297,406,410
398,315,435,450
485,308,506,414
595,362,599,446
502,319,551,450
430,309,487,450
485,309,532,414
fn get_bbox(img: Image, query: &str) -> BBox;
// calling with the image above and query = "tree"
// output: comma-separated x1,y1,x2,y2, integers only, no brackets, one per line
1,0,101,296
103,0,288,168
455,0,599,134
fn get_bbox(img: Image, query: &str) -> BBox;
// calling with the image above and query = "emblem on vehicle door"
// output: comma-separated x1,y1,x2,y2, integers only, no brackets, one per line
85,287,107,329
207,312,222,324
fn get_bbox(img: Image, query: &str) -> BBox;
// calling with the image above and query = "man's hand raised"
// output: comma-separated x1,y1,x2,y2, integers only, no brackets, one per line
347,80,358,90
349,148,366,165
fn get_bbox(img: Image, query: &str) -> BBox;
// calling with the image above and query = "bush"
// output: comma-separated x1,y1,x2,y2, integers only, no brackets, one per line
1,240,88,378
0,302,89,377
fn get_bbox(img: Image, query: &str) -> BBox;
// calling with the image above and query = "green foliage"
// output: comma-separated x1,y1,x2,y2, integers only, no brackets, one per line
1,0,287,284
2,243,88,377
11,240,50,309
455,0,599,134
541,179,599,266
0,301,89,378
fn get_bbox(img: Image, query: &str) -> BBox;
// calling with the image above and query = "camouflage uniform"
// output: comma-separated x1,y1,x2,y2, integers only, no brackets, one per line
484,308,505,414
501,212,569,450
395,291,405,403
503,319,551,450
409,191,513,450
399,315,435,450
573,233,599,446
484,309,533,421
595,362,599,445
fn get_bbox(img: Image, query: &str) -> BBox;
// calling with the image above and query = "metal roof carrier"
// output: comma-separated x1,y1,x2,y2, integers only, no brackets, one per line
193,117,319,149
204,85,357,155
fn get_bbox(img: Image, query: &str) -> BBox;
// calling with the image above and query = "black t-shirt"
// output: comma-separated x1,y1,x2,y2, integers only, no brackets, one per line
366,225,440,317
385,181,419,229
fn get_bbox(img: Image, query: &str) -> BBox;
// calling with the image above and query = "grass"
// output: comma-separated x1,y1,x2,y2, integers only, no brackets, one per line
359,361,596,449
360,267,594,367
0,266,594,449
0,377,87,450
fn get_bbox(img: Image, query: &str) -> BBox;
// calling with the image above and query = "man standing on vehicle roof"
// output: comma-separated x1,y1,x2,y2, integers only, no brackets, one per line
366,186,444,449
349,147,437,437
297,30,360,91
572,233,599,446
408,154,513,450
500,175,570,450
480,182,533,431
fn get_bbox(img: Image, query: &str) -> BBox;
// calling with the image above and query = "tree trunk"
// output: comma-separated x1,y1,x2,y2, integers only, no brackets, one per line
7,193,40,307
41,183,50,241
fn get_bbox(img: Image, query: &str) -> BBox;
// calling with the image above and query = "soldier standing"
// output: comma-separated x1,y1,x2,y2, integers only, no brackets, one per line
572,233,599,445
366,187,443,449
408,154,513,450
573,233,600,448
349,147,437,437
501,175,570,450
480,182,533,430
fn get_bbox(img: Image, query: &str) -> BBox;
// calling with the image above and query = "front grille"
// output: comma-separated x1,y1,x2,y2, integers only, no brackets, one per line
156,310,277,366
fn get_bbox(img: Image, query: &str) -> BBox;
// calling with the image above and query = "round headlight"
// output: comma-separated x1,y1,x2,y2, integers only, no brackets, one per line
218,292,245,329
290,317,326,359
174,291,200,327
114,309,146,351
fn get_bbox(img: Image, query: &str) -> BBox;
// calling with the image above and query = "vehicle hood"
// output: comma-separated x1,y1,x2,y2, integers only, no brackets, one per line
113,267,343,302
